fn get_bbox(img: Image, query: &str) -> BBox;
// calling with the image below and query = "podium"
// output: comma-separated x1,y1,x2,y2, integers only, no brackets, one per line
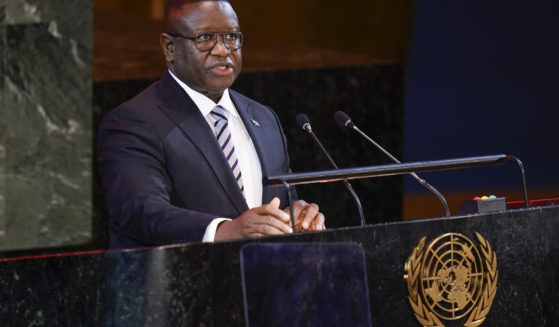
1,205,558,326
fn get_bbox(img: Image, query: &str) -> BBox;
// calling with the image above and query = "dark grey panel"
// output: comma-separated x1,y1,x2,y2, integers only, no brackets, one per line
0,0,92,251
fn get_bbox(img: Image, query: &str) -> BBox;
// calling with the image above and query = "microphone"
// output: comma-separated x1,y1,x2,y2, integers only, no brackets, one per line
296,113,366,226
334,111,450,217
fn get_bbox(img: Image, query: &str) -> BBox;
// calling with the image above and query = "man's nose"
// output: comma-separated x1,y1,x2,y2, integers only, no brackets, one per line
210,36,231,56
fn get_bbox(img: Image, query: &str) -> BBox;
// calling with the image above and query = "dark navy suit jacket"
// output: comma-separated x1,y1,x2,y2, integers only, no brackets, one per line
97,71,292,249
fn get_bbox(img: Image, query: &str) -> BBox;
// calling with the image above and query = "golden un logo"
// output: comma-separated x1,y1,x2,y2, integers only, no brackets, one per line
404,233,498,327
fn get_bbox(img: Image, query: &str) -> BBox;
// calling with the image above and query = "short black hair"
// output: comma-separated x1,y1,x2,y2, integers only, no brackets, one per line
163,0,231,32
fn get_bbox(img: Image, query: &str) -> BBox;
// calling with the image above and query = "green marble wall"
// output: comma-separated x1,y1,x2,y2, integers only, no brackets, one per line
0,1,92,251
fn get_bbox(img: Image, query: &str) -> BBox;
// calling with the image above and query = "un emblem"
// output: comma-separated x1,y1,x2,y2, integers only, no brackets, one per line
404,233,498,327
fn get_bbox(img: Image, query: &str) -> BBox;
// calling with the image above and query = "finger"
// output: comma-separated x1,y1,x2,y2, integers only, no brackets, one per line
251,215,293,235
261,214,293,234
314,212,326,230
300,203,320,230
255,198,290,223
269,197,281,209
285,200,306,230
290,200,306,219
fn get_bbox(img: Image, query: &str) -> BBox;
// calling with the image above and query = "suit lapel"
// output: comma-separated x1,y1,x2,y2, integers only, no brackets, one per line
157,72,248,214
232,92,290,205
230,91,272,178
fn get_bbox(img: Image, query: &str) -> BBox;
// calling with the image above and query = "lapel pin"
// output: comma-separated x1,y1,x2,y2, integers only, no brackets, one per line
250,118,261,127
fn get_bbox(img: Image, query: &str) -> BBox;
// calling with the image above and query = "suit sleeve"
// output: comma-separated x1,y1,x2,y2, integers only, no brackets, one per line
97,107,218,247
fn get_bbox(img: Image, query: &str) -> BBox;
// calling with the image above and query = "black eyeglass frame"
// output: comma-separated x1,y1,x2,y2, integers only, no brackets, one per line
166,32,244,52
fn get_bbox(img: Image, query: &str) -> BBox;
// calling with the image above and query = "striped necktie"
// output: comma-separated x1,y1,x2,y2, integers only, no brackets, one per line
210,105,245,196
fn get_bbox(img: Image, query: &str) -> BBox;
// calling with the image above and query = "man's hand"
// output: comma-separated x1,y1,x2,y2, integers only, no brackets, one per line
285,200,326,232
214,197,293,241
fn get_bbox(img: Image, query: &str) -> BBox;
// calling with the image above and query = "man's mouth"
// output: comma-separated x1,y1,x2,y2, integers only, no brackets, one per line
210,64,234,75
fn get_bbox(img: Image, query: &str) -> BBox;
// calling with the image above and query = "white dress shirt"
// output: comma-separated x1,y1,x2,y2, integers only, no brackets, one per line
168,71,263,241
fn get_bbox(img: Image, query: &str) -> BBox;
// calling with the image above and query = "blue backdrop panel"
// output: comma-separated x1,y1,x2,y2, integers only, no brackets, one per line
404,0,559,191
240,242,372,327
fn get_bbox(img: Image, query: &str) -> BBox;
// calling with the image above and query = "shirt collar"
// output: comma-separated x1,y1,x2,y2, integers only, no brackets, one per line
168,70,238,119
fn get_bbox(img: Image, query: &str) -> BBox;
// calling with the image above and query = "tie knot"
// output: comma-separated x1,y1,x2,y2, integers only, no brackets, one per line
211,105,228,122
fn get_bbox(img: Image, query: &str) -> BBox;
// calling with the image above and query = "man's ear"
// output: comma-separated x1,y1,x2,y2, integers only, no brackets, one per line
160,33,174,64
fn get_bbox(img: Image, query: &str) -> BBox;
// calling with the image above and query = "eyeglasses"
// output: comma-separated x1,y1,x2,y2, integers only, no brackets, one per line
167,32,244,52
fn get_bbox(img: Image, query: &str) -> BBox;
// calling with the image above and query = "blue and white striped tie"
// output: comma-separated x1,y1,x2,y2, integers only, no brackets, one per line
211,105,245,196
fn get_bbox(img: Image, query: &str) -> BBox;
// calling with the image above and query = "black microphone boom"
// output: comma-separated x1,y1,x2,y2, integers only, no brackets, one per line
296,113,366,226
334,111,451,217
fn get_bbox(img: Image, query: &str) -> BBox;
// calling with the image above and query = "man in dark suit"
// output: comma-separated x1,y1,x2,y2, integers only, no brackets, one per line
97,0,325,249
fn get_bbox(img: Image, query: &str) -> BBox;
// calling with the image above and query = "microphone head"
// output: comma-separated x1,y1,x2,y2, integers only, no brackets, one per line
296,113,312,133
334,111,354,129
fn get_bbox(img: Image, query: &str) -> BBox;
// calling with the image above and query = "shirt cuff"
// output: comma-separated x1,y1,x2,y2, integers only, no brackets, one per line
202,218,232,242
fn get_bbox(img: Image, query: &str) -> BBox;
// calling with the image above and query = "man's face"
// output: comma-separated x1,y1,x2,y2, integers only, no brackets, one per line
163,1,242,102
